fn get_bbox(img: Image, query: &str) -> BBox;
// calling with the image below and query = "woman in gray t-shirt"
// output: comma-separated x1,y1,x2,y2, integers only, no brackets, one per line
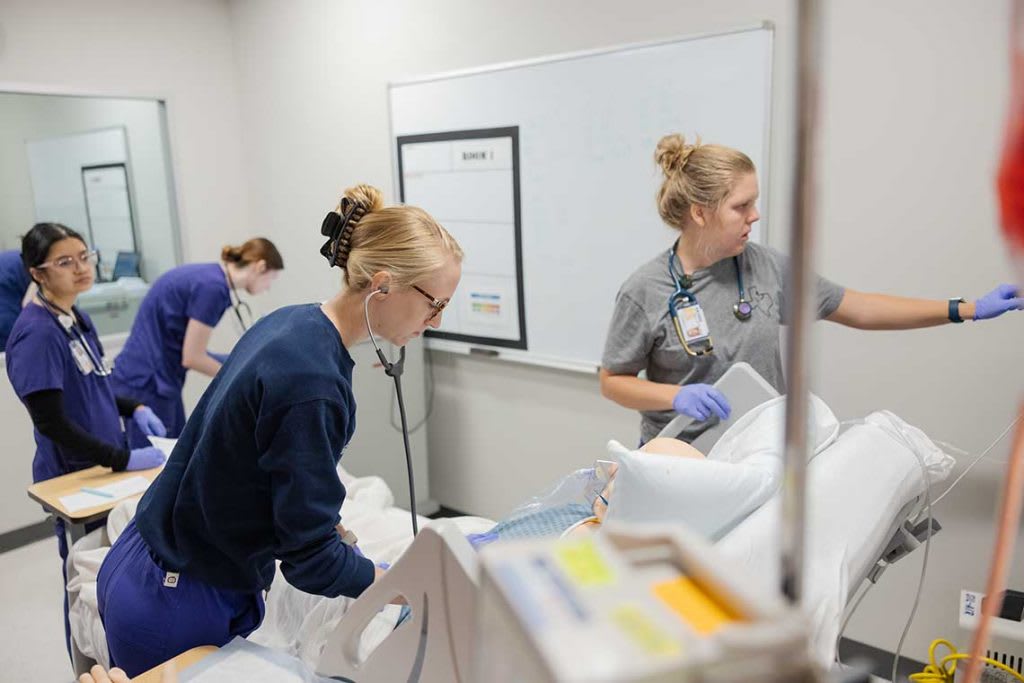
600,134,1022,444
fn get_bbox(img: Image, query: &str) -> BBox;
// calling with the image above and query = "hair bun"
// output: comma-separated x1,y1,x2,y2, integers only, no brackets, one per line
220,245,242,263
332,184,385,269
344,184,384,216
655,133,698,176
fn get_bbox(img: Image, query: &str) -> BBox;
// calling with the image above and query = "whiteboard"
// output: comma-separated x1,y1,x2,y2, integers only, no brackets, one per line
389,25,773,372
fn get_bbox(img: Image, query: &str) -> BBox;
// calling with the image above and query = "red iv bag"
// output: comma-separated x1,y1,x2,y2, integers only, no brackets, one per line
998,1,1024,270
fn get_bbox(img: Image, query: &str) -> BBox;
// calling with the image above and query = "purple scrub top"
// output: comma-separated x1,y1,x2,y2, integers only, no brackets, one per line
6,303,124,482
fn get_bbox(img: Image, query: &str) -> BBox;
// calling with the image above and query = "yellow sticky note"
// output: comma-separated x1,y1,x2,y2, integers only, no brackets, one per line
553,538,614,587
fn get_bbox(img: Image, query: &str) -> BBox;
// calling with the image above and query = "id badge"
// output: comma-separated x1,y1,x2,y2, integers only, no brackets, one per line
69,340,95,375
671,296,714,356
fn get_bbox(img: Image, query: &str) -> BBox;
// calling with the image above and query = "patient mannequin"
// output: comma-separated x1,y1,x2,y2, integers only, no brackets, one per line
575,437,705,535
469,437,706,546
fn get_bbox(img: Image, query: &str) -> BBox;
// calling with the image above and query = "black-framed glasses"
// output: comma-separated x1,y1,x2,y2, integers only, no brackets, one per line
36,250,99,271
412,285,449,322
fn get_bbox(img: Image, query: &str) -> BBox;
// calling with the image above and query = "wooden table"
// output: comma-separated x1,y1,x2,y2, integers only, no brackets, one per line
132,646,218,682
26,464,161,542
26,464,162,676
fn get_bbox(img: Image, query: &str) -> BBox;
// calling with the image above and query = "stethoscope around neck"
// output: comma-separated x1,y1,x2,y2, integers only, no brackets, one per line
667,239,753,321
223,265,254,332
36,290,112,377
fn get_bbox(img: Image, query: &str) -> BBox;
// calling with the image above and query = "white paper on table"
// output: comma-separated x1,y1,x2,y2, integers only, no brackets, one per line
57,475,151,513
98,476,150,499
148,436,177,457
58,491,114,513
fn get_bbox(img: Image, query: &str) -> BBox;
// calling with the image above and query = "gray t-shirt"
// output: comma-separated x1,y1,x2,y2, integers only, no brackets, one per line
601,242,845,444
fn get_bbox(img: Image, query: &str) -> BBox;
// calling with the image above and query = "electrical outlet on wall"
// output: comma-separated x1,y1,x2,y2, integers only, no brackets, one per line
959,589,1024,678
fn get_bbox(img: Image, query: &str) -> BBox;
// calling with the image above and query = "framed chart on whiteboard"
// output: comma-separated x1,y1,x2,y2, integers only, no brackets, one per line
397,127,527,350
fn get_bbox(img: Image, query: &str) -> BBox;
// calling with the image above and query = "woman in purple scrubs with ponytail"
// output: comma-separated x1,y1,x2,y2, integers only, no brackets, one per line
111,238,283,445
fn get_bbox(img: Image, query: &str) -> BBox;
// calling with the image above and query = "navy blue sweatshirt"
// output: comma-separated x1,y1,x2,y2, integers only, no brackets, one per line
135,304,374,597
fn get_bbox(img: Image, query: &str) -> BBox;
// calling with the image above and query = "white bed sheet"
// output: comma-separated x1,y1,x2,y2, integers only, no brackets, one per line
714,410,954,665
65,466,494,670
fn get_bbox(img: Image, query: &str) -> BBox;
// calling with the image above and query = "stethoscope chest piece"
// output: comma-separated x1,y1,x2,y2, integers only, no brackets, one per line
733,298,753,321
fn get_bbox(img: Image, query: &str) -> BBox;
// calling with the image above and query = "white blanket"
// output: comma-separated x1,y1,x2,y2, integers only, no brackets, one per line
249,470,492,667
66,467,494,670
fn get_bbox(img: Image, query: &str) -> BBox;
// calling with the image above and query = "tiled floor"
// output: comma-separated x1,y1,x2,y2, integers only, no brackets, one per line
0,537,77,682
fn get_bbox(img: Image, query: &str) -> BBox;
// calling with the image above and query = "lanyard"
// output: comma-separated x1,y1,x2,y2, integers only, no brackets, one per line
36,293,111,376
667,240,753,321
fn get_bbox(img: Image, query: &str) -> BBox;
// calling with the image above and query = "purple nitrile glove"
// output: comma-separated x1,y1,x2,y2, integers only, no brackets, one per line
350,544,388,571
672,384,731,422
974,284,1024,320
126,446,166,471
208,351,230,364
132,406,167,437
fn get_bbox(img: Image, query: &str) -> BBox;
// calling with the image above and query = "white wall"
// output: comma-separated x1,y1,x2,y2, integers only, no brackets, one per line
0,0,253,531
814,0,1023,664
226,0,1021,664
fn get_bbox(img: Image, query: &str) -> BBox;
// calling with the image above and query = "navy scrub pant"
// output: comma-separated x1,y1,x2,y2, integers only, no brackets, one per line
97,521,264,677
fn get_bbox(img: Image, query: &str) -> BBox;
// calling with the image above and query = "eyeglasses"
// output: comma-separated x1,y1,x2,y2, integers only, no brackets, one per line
36,250,99,271
412,285,449,322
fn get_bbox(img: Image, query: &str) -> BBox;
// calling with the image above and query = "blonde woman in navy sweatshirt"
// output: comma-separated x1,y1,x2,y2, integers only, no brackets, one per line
96,184,463,676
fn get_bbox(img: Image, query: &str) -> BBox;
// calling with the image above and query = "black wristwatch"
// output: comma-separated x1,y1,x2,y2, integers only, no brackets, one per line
948,297,966,323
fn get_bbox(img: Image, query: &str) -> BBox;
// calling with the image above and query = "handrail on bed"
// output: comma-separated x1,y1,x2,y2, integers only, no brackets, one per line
316,520,479,683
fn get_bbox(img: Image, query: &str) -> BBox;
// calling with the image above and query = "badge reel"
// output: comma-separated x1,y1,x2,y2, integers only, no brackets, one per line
670,294,714,356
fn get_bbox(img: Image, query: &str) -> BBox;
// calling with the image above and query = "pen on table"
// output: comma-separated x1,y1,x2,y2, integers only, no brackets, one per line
80,487,114,498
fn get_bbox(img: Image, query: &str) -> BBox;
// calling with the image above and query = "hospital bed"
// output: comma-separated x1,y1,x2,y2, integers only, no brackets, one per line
63,364,952,681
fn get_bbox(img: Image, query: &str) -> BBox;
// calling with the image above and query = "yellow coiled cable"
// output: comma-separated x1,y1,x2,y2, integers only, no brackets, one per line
909,638,1024,683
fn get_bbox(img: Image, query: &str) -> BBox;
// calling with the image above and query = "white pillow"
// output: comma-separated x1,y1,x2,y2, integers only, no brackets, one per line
707,393,839,464
601,394,838,540
602,439,782,541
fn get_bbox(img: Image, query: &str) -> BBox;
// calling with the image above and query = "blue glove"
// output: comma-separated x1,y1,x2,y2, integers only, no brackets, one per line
208,351,230,364
466,531,499,550
672,384,731,422
126,446,166,471
132,406,167,437
376,561,391,571
974,284,1024,320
